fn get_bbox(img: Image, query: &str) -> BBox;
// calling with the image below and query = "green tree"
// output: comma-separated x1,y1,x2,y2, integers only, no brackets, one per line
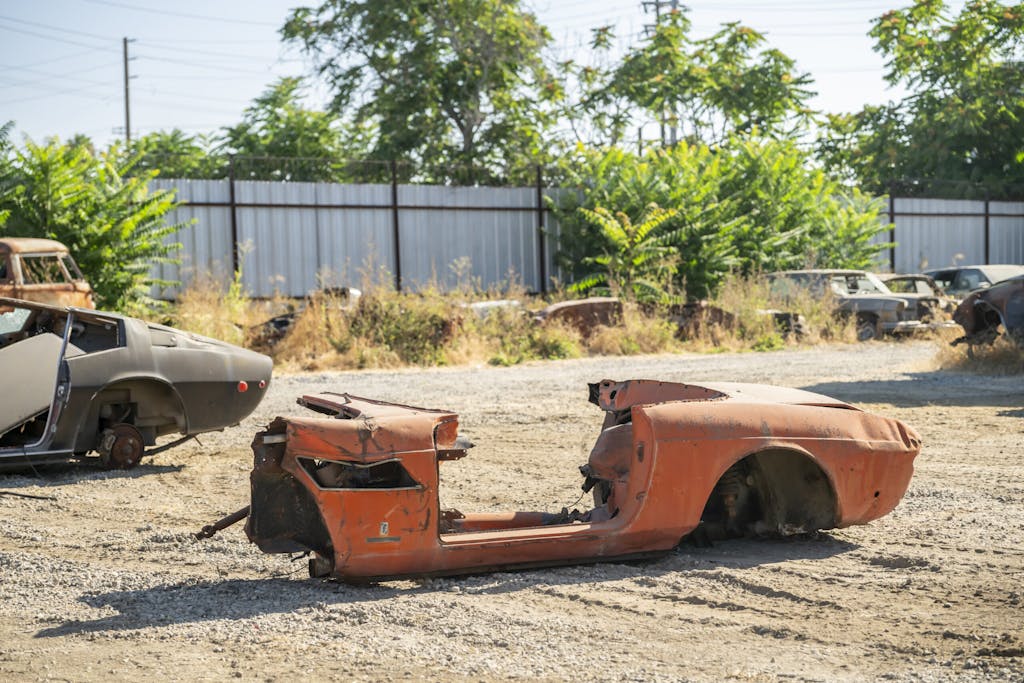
0,137,188,310
282,0,560,183
131,129,227,179
608,10,815,146
222,77,363,181
552,139,889,300
819,0,1024,195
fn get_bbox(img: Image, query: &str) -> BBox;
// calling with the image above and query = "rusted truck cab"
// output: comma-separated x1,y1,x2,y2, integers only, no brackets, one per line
0,237,95,309
243,380,920,582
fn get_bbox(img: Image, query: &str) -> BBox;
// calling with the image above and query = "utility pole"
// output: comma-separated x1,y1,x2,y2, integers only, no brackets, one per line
641,0,679,147
122,37,133,145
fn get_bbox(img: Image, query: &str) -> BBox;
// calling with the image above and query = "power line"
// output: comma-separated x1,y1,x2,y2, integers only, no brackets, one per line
5,84,118,106
77,0,280,27
0,13,116,41
136,41,298,63
0,62,118,89
133,52,289,76
4,48,112,70
0,21,116,52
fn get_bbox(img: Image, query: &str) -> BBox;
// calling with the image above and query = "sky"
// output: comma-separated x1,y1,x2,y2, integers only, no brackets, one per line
0,0,966,149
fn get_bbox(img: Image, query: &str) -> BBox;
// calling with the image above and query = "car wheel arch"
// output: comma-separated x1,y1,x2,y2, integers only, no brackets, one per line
693,446,839,541
74,377,189,452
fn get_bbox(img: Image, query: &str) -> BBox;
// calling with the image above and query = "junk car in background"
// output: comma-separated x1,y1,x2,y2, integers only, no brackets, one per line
0,238,94,309
877,273,956,317
924,264,1024,301
198,379,921,582
952,274,1024,348
766,269,925,341
0,297,272,470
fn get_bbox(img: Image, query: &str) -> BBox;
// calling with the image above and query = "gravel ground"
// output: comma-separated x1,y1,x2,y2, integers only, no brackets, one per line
0,341,1021,682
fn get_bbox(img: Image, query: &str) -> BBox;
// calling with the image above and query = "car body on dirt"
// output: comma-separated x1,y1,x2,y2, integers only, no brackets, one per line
952,274,1024,347
766,269,922,341
202,379,921,582
923,264,1024,301
0,237,95,309
0,297,272,470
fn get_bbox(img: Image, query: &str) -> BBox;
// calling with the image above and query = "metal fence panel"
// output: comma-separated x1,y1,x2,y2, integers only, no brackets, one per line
151,182,1024,300
396,185,539,290
988,201,1024,266
150,179,233,297
889,197,1024,272
235,181,321,297
315,183,394,289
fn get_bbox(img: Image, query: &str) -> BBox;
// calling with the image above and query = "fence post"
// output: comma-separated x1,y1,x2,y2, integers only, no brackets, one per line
984,191,991,265
888,183,896,272
228,154,239,275
390,160,402,292
535,164,547,294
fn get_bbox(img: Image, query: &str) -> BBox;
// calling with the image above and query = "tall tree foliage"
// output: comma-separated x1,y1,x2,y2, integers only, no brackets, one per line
222,77,366,181
0,137,187,309
819,0,1024,196
132,129,227,180
282,0,560,183
605,10,814,146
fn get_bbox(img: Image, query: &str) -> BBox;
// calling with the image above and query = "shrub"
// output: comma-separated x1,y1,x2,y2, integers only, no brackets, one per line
551,138,891,300
0,137,189,310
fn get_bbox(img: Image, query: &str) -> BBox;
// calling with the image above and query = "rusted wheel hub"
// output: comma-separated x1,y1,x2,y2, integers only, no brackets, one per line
99,423,144,470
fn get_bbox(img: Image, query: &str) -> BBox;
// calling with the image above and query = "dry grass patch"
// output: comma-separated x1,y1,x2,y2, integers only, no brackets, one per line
933,333,1024,375
169,271,264,347
588,305,680,356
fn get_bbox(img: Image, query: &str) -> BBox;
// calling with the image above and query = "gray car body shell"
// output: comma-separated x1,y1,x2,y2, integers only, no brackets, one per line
0,297,272,469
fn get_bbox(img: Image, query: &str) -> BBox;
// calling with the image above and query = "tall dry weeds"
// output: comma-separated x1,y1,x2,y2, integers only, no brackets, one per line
170,270,260,346
587,304,680,355
933,333,1024,375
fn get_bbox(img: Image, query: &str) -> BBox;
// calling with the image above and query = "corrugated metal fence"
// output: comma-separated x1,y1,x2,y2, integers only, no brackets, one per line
151,178,563,298
152,179,1024,298
883,197,1024,272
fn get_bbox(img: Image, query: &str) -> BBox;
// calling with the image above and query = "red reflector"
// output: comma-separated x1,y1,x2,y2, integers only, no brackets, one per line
237,381,249,393
258,380,267,389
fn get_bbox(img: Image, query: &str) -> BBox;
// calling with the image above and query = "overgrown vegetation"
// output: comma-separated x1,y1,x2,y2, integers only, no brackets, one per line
934,333,1024,375
164,267,880,372
552,140,891,301
818,0,1024,196
0,135,188,309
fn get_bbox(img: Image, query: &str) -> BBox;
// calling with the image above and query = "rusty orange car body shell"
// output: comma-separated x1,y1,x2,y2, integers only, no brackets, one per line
243,380,920,582
0,237,95,309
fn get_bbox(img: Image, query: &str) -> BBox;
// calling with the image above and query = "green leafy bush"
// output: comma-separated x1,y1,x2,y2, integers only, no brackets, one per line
0,136,188,310
552,138,891,300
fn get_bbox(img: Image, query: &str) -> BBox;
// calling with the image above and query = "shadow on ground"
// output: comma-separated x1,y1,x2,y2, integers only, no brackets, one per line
35,535,857,638
0,462,184,490
802,372,1024,409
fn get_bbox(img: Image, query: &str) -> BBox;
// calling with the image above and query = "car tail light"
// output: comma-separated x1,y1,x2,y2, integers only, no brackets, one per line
237,381,249,393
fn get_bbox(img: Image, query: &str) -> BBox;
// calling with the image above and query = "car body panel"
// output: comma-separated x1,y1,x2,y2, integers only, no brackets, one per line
0,297,272,469
879,273,956,317
953,274,1024,345
924,265,1024,300
0,238,95,309
237,379,920,582
767,270,913,337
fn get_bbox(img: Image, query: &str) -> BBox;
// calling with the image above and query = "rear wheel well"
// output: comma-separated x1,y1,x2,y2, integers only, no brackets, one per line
695,448,837,541
80,379,186,450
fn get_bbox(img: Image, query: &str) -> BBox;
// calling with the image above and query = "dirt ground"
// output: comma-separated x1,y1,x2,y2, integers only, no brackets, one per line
0,341,1021,682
